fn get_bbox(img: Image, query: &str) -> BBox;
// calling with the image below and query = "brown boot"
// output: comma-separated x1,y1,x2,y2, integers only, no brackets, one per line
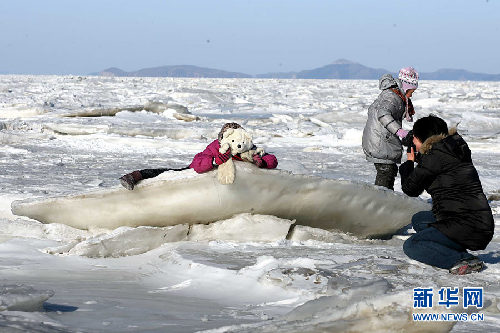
119,171,143,190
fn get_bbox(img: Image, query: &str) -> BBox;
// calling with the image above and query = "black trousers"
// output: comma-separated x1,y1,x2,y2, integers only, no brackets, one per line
374,163,398,190
139,167,190,180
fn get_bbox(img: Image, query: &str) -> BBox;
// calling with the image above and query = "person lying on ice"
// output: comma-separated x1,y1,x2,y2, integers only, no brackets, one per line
119,122,278,190
399,115,494,275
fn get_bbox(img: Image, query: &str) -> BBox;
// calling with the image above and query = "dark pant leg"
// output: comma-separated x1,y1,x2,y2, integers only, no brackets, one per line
374,163,398,190
139,167,190,180
403,227,474,269
411,210,436,232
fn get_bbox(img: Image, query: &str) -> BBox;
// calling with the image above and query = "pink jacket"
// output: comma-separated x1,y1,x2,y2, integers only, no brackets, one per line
189,140,278,173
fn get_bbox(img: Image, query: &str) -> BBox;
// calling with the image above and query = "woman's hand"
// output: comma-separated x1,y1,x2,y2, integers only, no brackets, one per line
407,146,415,162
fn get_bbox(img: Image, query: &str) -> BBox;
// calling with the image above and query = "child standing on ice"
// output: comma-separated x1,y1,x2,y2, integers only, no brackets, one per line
362,67,418,190
120,122,278,190
399,115,494,275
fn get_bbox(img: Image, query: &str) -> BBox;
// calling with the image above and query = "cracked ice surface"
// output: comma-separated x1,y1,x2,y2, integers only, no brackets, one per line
1,75,499,332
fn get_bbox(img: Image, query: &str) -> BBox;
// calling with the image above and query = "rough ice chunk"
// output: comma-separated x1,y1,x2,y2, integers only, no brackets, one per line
43,123,109,135
12,163,430,238
45,224,188,257
0,284,54,311
261,266,327,292
188,213,293,242
215,277,455,332
0,218,47,240
0,106,46,119
0,312,70,332
0,218,90,242
286,276,393,321
288,225,358,243
278,290,455,333
59,101,190,118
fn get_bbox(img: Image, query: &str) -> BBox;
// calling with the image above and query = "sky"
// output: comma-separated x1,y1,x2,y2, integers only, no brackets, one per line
0,0,499,75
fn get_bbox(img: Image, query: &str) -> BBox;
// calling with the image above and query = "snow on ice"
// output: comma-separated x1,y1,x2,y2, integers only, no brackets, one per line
0,75,499,332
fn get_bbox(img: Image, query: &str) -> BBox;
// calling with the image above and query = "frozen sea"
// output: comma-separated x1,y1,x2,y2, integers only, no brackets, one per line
0,75,499,332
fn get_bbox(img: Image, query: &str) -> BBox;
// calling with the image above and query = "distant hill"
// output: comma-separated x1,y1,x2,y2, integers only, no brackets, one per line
97,65,251,78
258,59,389,79
94,60,500,81
419,69,500,81
254,71,299,79
98,67,129,77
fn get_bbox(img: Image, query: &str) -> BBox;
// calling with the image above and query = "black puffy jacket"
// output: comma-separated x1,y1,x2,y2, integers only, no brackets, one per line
399,130,494,250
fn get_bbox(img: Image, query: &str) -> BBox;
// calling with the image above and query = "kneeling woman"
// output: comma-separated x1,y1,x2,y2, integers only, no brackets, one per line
399,115,494,275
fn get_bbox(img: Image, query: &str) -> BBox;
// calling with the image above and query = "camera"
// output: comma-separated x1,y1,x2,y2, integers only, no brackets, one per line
401,130,416,153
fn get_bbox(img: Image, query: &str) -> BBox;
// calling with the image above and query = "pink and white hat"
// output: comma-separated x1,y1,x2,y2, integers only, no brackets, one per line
399,67,419,92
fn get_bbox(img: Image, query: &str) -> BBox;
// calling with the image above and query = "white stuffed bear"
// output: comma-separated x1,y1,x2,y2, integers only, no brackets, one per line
218,127,264,184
